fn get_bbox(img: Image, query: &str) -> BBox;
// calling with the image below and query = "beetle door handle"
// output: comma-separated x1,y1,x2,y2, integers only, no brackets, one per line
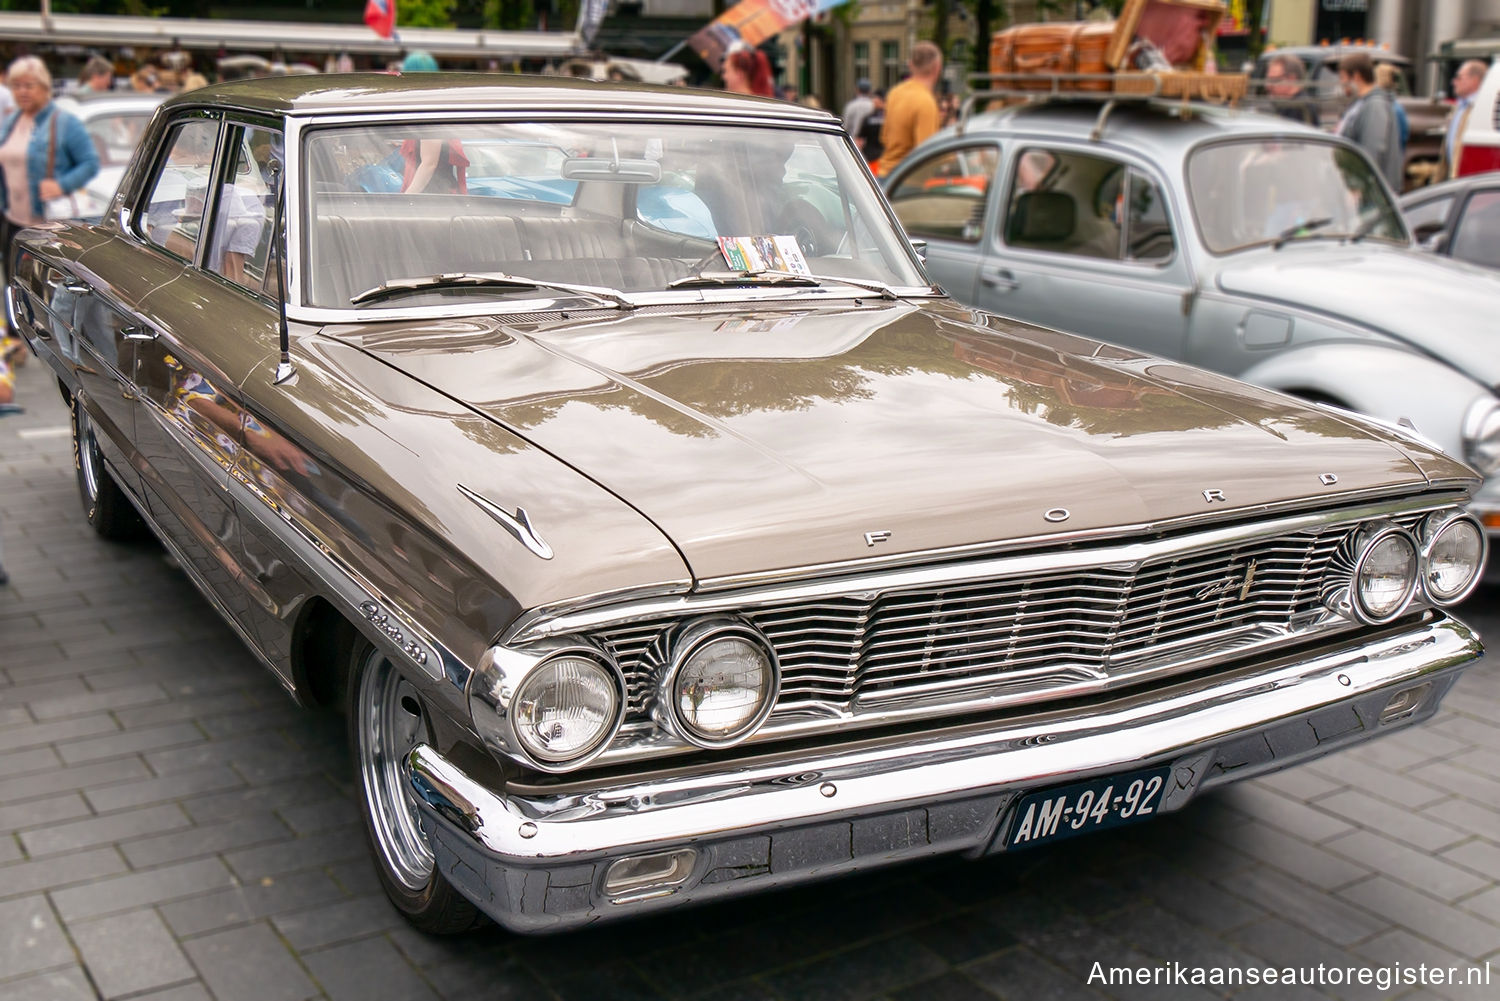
60,278,92,295
981,268,1020,292
121,325,157,341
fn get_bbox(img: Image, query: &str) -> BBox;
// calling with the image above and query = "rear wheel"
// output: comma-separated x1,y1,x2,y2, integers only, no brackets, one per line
70,394,146,540
348,639,482,935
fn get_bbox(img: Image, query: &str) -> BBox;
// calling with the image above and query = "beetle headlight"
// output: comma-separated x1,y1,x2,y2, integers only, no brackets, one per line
1351,523,1419,624
1463,396,1500,476
657,619,779,748
469,643,624,772
1420,511,1486,605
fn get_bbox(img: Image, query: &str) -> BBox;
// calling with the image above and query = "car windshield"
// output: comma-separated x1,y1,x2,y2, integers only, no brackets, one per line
301,121,927,309
1187,139,1407,253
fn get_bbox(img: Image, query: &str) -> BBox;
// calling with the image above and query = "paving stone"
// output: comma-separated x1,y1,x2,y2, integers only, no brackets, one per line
0,895,74,981
0,714,119,754
1313,789,1469,854
888,971,998,1001
271,893,406,951
0,748,60,780
762,937,950,1001
0,756,150,804
0,847,129,901
121,811,293,869
27,682,168,721
126,986,213,1001
114,691,259,729
159,871,348,937
84,764,245,813
19,802,188,857
1441,838,1500,881
1193,814,1370,891
1338,876,1500,961
301,936,439,1001
180,776,338,825
966,946,1110,1001
1324,829,1490,902
0,967,96,1001
55,721,204,764
71,910,196,999
1215,782,1357,843
0,792,91,835
223,823,367,881
1352,930,1495,1001
51,857,237,922
1210,867,1387,947
278,797,359,836
182,923,318,1001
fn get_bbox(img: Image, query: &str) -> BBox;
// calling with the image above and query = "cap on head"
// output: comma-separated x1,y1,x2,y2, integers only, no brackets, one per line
401,51,439,73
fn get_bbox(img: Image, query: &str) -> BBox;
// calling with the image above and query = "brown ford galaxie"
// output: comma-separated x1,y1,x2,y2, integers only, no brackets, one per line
8,75,1486,935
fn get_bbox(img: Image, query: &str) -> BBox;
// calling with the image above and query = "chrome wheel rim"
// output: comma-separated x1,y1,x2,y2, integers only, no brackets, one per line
76,407,101,503
357,650,435,890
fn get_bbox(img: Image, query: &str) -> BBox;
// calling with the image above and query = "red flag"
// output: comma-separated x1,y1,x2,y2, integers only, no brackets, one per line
364,0,396,39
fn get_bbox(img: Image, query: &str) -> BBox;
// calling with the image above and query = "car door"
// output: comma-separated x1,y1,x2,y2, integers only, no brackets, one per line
976,144,1193,361
123,112,278,636
886,142,1002,302
1447,187,1500,269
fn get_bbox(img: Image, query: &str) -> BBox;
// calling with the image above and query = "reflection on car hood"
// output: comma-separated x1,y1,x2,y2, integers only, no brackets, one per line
1216,244,1500,386
331,301,1451,583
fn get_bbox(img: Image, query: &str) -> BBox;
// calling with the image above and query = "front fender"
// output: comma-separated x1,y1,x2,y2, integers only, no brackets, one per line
1239,340,1486,459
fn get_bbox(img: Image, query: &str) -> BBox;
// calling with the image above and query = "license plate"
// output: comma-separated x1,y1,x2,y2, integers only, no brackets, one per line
1004,766,1172,850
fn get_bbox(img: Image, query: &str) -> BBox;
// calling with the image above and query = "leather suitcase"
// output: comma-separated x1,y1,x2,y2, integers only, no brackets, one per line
990,21,1116,92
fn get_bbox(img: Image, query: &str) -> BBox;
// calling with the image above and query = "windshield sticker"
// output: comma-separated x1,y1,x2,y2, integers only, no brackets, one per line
717,235,812,275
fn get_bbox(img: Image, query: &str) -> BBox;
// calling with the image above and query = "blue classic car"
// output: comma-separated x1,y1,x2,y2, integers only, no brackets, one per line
885,99,1500,568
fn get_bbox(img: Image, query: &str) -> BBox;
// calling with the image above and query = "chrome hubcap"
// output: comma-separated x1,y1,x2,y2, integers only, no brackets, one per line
76,407,100,503
357,651,434,890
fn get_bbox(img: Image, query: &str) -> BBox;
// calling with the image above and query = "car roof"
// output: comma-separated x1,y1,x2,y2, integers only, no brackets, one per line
1399,173,1500,205
942,100,1329,161
161,72,835,125
1257,45,1410,66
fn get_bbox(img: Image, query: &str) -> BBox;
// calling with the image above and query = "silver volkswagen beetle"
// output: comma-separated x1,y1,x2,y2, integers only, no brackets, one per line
885,100,1500,569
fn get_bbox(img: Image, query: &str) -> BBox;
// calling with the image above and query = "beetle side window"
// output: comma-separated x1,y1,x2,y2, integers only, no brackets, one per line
1451,190,1500,268
1404,194,1456,246
1004,147,1127,261
204,125,281,296
140,119,220,262
889,146,999,243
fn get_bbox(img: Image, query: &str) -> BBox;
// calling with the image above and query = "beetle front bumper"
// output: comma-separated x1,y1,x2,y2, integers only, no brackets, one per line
406,615,1481,934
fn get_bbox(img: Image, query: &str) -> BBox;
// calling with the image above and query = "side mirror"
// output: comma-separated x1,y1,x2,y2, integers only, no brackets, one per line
909,238,928,263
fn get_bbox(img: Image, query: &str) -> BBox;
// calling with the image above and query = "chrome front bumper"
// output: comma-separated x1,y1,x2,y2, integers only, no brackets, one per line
407,615,1481,933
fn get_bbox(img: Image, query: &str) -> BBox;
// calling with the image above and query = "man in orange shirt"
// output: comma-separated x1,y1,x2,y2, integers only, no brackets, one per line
877,41,943,177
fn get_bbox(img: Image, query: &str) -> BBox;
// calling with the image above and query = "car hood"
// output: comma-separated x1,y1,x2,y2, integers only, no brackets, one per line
1216,244,1500,386
331,300,1447,584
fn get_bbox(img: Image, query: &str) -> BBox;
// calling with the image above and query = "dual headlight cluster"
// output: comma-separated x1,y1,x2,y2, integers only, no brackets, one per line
469,619,779,772
1335,510,1486,625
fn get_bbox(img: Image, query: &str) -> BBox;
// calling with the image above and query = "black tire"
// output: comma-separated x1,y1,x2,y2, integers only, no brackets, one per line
70,393,147,541
346,636,483,935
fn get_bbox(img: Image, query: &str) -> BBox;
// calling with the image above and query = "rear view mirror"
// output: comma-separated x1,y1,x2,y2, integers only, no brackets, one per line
561,157,662,183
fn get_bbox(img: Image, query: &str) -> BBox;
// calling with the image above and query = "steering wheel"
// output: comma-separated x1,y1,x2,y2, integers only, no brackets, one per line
772,197,837,258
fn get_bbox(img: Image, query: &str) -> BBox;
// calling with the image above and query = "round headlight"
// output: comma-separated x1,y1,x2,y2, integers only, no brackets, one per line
661,621,779,748
1421,512,1486,605
1352,526,1419,624
510,653,621,765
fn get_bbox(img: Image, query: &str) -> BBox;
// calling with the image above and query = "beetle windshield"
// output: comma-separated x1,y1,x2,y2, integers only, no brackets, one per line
1187,139,1407,253
301,121,927,308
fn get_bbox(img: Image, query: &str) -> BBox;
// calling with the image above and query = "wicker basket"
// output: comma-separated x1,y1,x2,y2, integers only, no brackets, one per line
1114,71,1247,103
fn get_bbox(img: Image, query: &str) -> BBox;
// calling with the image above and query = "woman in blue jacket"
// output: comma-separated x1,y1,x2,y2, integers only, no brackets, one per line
0,56,99,266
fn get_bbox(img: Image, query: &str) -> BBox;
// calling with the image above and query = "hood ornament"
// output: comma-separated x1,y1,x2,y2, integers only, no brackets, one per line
458,485,554,560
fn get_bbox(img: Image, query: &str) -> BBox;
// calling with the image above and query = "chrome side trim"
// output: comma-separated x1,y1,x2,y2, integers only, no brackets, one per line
457,484,554,561
506,493,1460,643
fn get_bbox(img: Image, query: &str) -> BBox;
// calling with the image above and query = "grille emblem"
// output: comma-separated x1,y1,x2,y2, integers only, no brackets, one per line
1195,559,1259,602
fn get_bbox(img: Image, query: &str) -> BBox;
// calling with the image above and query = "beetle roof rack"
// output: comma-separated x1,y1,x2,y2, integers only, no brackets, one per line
959,73,1217,141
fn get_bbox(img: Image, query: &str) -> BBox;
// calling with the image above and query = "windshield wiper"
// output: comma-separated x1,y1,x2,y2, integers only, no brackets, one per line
350,272,633,308
1269,217,1335,250
667,268,900,301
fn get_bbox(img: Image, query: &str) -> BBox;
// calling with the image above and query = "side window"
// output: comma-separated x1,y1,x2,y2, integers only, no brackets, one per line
1404,194,1455,244
1124,168,1175,262
1004,147,1124,261
889,145,999,243
140,118,220,261
1451,190,1500,268
204,125,281,296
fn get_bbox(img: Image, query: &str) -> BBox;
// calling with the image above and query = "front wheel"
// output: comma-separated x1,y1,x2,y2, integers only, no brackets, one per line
348,639,482,935
70,394,146,540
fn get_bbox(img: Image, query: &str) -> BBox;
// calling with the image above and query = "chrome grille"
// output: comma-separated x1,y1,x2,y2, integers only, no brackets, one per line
594,515,1422,723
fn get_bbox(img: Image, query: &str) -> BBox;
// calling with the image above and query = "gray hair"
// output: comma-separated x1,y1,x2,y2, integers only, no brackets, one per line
1266,53,1306,81
8,56,52,90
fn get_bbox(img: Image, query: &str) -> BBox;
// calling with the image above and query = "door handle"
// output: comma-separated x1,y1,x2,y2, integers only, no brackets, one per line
980,268,1020,292
121,325,157,341
61,278,92,295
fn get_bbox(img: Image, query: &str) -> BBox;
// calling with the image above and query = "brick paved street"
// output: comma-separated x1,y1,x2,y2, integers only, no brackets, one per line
2,356,1496,1001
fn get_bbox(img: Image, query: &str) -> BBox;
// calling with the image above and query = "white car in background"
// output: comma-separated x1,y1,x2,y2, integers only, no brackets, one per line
53,92,164,222
1453,59,1500,177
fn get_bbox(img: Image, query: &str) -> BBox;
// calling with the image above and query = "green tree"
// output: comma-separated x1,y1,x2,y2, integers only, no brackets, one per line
400,0,456,29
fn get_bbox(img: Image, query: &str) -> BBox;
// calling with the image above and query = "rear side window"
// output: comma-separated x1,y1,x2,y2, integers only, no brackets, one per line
1452,189,1500,268
140,118,220,262
204,125,281,296
1003,148,1173,263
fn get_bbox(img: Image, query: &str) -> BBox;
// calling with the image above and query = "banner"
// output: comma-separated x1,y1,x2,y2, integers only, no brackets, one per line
577,0,608,46
364,0,396,40
688,0,850,71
